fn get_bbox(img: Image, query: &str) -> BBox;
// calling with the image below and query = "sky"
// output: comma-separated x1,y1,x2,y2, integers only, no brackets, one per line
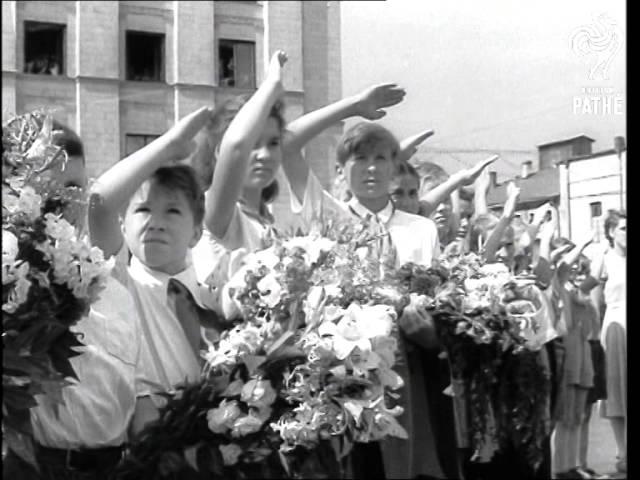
340,0,626,163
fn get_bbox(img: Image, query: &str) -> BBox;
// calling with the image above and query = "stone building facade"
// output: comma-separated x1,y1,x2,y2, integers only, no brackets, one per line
2,1,342,218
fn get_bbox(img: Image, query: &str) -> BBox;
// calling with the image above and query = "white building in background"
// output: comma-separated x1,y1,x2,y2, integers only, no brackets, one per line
557,139,626,244
485,134,626,246
2,1,342,221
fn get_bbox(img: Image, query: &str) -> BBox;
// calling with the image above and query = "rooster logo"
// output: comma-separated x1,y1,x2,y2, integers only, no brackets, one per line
570,13,623,80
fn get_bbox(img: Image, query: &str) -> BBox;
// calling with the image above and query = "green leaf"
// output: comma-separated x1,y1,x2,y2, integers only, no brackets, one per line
265,331,293,356
2,399,34,435
2,385,38,414
4,426,40,473
184,444,200,472
243,355,266,376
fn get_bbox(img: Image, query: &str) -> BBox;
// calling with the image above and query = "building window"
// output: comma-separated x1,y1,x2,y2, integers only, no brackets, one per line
24,21,65,75
218,39,255,89
125,134,160,156
126,31,165,82
589,201,602,218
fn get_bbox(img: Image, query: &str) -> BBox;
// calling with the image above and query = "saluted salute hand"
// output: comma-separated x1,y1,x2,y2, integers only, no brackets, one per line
398,128,435,162
456,155,499,186
163,106,217,163
353,83,406,120
266,50,288,87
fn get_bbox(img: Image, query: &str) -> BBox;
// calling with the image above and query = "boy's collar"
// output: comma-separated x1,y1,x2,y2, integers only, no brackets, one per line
129,256,195,289
347,197,395,224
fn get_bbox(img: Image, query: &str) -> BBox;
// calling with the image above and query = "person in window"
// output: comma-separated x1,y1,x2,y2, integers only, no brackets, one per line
48,55,60,76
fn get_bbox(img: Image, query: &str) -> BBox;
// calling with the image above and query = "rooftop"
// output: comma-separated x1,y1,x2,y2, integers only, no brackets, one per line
487,167,559,209
536,134,595,149
556,147,623,165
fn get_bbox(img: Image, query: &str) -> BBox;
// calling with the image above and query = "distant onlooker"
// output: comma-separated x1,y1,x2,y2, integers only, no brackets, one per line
591,209,626,474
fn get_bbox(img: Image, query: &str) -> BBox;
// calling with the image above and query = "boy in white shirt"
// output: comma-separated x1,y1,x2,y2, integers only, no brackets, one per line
89,107,226,425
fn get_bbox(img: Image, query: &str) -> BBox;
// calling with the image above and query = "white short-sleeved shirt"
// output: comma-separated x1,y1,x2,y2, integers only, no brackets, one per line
30,275,149,449
291,172,441,267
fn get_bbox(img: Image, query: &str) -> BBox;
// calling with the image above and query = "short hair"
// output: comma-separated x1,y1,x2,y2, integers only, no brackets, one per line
32,115,85,161
604,209,626,247
148,165,205,225
459,187,474,203
395,161,420,183
335,122,400,166
269,100,286,132
416,161,449,196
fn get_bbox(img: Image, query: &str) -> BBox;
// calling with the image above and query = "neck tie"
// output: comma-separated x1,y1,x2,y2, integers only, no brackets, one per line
167,278,225,362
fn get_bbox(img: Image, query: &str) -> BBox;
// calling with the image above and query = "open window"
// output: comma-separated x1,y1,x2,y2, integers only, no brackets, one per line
218,39,255,89
24,21,65,75
125,134,160,157
126,31,165,82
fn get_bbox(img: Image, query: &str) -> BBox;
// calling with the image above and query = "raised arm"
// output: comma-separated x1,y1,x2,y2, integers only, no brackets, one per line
187,95,249,191
558,234,594,269
483,181,519,263
526,202,553,242
397,129,434,163
281,83,406,202
421,155,498,216
473,166,491,217
89,107,214,257
204,51,287,239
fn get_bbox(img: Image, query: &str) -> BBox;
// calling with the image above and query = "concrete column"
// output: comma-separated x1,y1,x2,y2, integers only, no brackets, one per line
172,1,216,121
2,1,17,119
76,2,119,79
558,162,571,239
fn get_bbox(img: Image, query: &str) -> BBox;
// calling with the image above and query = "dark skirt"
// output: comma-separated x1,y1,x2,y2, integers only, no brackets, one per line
587,339,607,404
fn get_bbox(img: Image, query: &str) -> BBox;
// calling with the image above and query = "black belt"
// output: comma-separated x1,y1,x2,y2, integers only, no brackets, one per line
35,444,126,472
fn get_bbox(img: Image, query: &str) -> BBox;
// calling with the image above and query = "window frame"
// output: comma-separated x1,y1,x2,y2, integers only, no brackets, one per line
125,30,166,82
24,20,66,76
589,201,602,218
218,39,256,89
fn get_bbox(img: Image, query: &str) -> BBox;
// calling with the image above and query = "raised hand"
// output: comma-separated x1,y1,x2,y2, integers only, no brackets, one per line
459,155,498,186
164,106,216,161
207,95,250,137
503,181,521,219
398,129,435,162
266,50,288,84
531,202,552,227
353,83,406,120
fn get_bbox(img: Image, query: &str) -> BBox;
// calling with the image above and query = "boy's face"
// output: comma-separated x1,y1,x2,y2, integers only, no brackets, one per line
495,226,516,267
343,144,395,202
245,117,282,190
122,180,202,275
389,173,420,214
430,199,453,239
610,218,626,250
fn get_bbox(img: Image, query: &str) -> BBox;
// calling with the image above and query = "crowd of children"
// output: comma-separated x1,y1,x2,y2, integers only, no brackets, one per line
3,50,626,480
